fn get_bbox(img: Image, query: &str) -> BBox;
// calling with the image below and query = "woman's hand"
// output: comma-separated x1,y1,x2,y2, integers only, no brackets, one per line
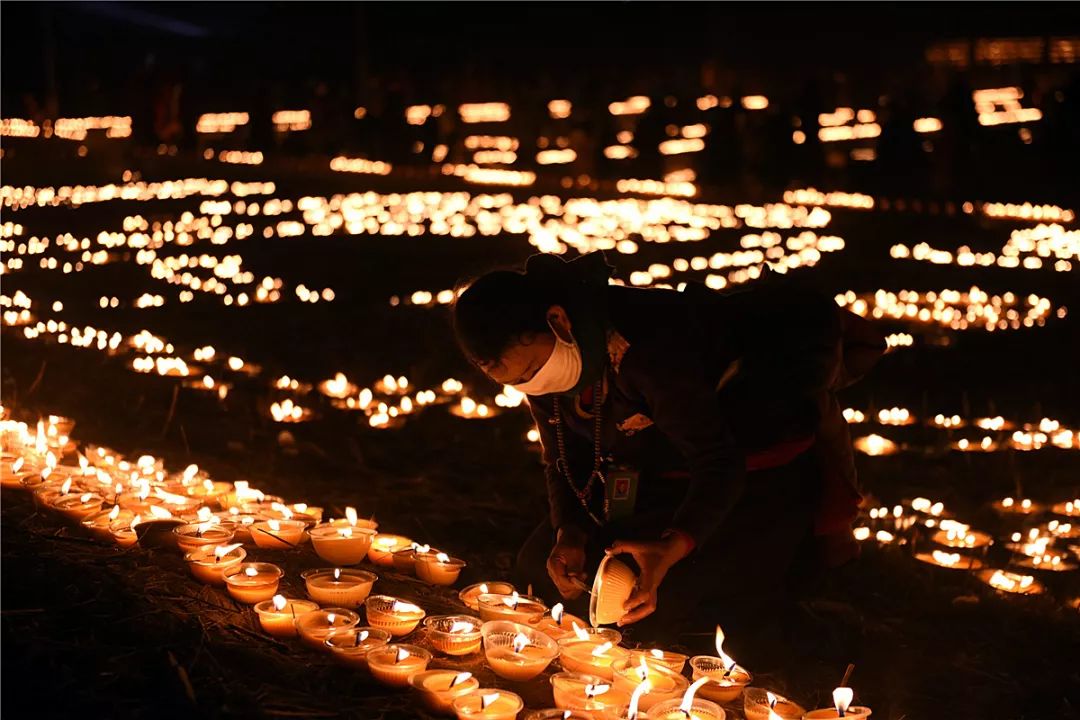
547,526,589,599
608,533,693,626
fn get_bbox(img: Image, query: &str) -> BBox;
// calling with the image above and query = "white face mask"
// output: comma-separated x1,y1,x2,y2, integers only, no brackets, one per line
510,324,582,396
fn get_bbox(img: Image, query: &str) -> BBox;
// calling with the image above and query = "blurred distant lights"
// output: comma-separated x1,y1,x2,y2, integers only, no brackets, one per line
399,227,844,306
604,145,638,160
272,110,311,132
195,113,249,134
442,164,535,187
783,188,874,210
465,135,519,151
405,105,436,125
213,150,264,165
885,332,914,349
817,107,881,142
548,100,572,119
329,156,393,175
459,103,510,123
615,179,696,197
1,178,276,211
972,87,1043,126
891,222,1076,273
608,96,651,116
835,287,1060,332
913,117,944,133
270,398,311,423
0,116,132,140
536,149,577,165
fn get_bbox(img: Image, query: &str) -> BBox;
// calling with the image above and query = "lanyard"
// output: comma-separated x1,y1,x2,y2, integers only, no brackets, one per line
552,379,607,527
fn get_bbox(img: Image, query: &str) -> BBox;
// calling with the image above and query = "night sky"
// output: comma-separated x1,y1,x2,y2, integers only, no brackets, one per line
4,2,1080,113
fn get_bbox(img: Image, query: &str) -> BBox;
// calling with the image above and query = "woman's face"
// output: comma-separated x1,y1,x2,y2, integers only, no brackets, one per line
479,306,572,386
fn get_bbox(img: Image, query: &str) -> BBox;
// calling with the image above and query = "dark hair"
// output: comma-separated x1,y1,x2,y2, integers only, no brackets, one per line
452,252,613,367
451,268,559,368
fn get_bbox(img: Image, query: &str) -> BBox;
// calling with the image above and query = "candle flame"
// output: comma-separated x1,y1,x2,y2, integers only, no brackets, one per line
339,527,353,538
714,625,737,671
480,693,499,710
591,641,613,657
391,600,422,614
767,691,778,708
450,671,472,688
346,506,358,525
395,646,410,664
108,505,121,520
503,591,521,609
41,467,52,481
627,679,652,720
333,568,342,580
435,552,450,563
12,457,24,473
681,676,710,713
244,566,259,577
148,505,173,519
479,583,489,594
327,612,337,624
214,543,242,559
268,519,281,531
79,492,93,503
636,656,650,681
585,683,610,699
197,507,213,522
61,478,72,495
272,594,287,611
833,687,853,715
449,620,475,634
551,602,564,624
573,621,589,641
932,550,961,566
130,514,142,531
650,649,665,659
512,631,530,653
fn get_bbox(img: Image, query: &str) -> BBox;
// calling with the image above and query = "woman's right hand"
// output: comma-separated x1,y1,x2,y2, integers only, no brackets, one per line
547,526,588,599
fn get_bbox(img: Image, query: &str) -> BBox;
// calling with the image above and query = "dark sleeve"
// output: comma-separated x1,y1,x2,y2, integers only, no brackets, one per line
527,397,595,536
627,342,745,548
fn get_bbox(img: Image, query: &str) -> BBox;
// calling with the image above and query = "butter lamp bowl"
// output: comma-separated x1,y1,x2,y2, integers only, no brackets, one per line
590,554,637,627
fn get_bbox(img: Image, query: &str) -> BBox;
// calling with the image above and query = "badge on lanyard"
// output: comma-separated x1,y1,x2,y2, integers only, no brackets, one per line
603,464,639,522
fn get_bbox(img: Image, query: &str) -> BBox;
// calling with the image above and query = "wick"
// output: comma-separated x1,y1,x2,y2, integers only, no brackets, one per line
722,660,736,678
257,527,297,548
290,603,296,620
354,632,361,647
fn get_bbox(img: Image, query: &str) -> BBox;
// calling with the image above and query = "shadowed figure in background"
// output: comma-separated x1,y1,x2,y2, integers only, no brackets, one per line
451,252,884,664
